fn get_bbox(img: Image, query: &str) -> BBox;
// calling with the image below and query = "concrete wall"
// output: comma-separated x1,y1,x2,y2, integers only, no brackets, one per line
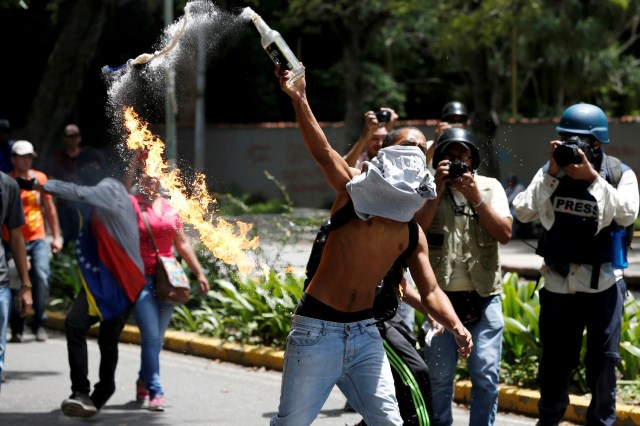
178,121,640,208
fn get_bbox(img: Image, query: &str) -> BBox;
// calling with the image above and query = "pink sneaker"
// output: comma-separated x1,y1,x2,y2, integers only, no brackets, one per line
148,394,166,411
136,379,148,403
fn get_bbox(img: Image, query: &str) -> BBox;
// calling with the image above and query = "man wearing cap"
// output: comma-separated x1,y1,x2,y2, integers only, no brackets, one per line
426,102,470,170
6,141,63,343
0,119,15,173
42,124,85,246
415,127,512,426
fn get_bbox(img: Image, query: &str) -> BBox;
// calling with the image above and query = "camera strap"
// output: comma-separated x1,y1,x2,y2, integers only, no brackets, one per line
446,188,476,217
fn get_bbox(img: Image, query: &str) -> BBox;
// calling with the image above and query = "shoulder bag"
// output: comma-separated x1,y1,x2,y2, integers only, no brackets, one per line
140,206,191,305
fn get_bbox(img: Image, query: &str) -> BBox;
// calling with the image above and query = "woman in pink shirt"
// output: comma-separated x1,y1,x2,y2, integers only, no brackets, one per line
128,153,209,411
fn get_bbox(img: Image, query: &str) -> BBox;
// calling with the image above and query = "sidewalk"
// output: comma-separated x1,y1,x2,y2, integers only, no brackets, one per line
248,208,640,290
43,311,640,425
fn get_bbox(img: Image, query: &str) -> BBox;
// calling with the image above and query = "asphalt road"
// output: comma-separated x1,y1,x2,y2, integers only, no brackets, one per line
0,330,543,426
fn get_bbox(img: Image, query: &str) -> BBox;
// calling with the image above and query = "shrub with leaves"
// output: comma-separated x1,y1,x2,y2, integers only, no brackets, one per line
48,243,83,311
499,272,640,401
172,268,303,349
620,291,640,381
499,272,541,387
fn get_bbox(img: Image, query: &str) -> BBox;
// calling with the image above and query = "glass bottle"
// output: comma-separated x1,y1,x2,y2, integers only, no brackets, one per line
248,10,305,86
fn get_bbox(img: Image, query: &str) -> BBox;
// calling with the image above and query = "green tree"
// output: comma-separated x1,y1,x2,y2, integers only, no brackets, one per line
285,0,402,148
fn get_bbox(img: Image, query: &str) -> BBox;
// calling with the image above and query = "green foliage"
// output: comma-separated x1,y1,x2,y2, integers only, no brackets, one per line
48,243,83,311
213,170,294,216
499,272,541,387
620,291,640,380
171,268,303,348
499,272,640,399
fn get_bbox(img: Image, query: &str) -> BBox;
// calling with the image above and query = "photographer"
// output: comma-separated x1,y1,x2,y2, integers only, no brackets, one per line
513,103,639,426
344,107,398,169
415,128,512,426
425,102,470,169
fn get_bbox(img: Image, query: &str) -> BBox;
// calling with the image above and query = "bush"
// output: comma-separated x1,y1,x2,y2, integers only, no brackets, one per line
499,272,541,388
499,272,640,401
172,266,302,348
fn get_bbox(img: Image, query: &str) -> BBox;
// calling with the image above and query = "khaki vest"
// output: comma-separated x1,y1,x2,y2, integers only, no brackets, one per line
427,175,502,297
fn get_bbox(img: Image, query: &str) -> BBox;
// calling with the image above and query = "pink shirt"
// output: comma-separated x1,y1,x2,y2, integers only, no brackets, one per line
132,195,183,275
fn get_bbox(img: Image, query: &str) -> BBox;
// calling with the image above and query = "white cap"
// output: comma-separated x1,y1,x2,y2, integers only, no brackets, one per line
12,140,37,157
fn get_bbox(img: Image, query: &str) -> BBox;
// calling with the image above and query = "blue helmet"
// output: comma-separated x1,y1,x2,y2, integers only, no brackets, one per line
556,103,609,144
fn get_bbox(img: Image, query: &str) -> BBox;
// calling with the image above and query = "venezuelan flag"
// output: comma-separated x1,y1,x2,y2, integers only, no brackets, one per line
76,211,145,321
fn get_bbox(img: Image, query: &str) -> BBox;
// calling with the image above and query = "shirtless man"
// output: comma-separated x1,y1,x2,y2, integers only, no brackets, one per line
271,68,473,426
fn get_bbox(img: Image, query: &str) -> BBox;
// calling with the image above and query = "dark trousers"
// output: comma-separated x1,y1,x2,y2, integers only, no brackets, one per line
65,290,127,402
379,315,433,426
537,280,625,426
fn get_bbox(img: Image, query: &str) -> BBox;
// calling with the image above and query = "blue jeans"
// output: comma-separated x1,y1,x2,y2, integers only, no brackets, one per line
133,275,175,398
272,314,402,426
424,295,504,426
0,287,10,392
11,238,50,334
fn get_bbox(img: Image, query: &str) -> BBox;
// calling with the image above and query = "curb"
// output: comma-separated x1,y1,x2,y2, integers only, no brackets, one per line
45,311,640,424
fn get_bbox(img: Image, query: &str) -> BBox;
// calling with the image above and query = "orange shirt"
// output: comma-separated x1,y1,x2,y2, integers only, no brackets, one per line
7,169,52,242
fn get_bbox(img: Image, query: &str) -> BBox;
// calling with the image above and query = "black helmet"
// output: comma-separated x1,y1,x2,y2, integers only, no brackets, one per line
433,128,480,171
441,101,468,122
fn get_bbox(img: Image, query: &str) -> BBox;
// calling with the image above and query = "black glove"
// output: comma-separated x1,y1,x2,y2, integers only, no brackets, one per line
16,177,37,191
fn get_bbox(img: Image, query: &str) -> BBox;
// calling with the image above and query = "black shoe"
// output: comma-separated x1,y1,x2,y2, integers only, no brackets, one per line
9,333,22,343
344,402,356,413
61,393,98,417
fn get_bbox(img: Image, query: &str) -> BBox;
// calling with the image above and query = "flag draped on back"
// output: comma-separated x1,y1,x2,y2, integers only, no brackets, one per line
77,210,145,321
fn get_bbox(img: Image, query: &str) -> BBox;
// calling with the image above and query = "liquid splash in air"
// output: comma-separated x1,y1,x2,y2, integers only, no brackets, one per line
123,106,259,275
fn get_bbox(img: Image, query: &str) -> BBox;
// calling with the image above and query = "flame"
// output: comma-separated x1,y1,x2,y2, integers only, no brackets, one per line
123,106,259,274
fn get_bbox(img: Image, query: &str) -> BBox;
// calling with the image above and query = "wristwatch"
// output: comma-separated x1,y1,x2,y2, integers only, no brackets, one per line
20,283,32,290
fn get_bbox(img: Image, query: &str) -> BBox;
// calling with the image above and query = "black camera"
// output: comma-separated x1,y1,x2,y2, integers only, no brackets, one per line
375,110,391,123
553,135,590,167
448,160,469,179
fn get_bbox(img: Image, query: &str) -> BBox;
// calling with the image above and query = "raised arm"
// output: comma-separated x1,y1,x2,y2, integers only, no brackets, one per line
277,67,355,195
343,111,376,167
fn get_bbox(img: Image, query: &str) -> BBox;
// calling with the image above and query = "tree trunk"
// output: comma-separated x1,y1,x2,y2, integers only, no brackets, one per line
468,49,500,180
26,0,110,154
342,40,366,154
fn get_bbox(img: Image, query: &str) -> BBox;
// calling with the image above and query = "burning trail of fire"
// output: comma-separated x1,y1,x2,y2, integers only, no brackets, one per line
123,106,259,274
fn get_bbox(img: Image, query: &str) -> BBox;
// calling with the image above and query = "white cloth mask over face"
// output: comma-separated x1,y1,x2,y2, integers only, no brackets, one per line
346,145,437,222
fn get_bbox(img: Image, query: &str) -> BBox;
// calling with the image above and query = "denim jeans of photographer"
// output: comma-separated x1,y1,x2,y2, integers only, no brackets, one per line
424,295,504,426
